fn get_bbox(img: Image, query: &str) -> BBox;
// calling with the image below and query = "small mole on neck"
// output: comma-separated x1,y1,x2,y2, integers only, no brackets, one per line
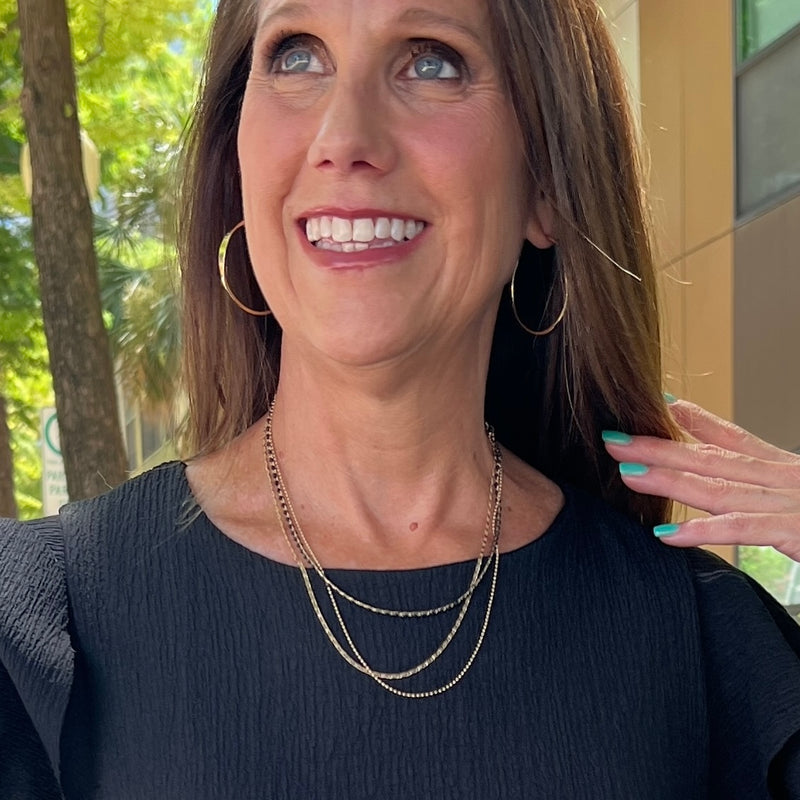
409,522,419,532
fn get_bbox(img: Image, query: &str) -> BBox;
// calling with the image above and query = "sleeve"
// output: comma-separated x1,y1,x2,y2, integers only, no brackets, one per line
0,516,74,799
687,548,800,800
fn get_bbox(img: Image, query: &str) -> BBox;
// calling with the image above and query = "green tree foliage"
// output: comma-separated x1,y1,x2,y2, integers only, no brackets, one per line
0,220,50,517
0,0,210,515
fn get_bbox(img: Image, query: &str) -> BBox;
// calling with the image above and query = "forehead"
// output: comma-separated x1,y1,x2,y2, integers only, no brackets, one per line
255,0,492,40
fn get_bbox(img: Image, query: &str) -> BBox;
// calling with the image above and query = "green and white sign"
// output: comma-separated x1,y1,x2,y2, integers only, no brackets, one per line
41,407,68,515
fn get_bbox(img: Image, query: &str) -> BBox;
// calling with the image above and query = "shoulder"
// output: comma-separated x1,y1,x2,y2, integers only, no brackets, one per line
559,490,800,794
0,515,73,786
686,549,800,796
58,460,190,537
0,515,69,671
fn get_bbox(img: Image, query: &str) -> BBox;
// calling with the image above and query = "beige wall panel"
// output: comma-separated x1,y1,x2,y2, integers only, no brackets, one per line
684,235,733,418
734,194,800,451
703,544,737,562
640,0,684,266
682,0,734,251
658,263,687,398
601,0,634,19
608,3,641,106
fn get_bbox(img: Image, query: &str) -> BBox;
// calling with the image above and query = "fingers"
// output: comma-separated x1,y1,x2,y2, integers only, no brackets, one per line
651,513,800,563
614,463,798,515
601,398,800,564
668,399,800,465
603,434,800,491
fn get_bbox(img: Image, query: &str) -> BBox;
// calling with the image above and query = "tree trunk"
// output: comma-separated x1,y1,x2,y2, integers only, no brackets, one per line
0,395,18,518
17,0,127,500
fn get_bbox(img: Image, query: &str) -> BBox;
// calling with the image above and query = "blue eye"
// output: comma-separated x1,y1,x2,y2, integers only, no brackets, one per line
278,48,324,73
415,56,456,79
406,44,463,81
268,34,327,75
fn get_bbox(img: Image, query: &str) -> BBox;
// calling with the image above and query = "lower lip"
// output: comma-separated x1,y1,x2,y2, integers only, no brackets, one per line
297,225,427,270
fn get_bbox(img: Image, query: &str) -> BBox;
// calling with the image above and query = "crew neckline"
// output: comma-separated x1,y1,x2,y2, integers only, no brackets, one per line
171,460,573,577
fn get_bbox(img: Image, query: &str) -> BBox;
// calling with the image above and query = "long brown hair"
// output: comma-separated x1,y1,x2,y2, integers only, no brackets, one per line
178,0,678,526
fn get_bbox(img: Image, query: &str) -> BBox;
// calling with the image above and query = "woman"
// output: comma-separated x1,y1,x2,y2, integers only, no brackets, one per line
2,0,799,797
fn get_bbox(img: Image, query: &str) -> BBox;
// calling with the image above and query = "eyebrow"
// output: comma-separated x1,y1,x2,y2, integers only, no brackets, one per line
256,3,486,50
396,8,486,49
256,1,312,36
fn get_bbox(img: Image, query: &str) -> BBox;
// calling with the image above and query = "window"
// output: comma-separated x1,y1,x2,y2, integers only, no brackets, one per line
736,1,800,215
738,0,800,62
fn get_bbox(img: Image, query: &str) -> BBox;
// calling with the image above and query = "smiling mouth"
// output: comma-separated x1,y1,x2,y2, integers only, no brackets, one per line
303,215,426,253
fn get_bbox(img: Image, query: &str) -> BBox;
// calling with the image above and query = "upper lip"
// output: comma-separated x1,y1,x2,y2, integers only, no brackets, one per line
296,208,429,223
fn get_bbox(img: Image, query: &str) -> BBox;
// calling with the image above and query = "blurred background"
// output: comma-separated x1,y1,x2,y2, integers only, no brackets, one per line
604,0,800,610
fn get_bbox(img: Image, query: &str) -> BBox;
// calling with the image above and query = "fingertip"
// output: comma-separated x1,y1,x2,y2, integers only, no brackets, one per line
653,523,681,538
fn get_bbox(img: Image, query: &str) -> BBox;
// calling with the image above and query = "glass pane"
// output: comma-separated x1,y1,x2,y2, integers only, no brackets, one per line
737,31,800,213
739,547,800,621
739,0,800,61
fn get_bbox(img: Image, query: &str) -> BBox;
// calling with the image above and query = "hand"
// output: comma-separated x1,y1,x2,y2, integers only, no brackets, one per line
602,400,800,561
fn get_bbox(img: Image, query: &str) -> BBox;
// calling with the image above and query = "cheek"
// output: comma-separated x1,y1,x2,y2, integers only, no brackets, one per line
408,102,527,215
238,92,305,215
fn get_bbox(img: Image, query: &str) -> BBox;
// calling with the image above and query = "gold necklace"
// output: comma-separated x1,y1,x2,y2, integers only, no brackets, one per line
266,406,500,618
263,401,504,699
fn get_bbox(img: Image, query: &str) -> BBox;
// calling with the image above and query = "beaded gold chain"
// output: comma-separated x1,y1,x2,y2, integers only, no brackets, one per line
263,401,504,699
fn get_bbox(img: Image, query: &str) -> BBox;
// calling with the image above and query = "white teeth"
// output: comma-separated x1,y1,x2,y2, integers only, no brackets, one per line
331,218,352,243
352,218,375,242
305,214,426,248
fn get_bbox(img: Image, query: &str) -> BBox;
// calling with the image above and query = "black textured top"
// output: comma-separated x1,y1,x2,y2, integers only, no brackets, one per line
2,462,800,799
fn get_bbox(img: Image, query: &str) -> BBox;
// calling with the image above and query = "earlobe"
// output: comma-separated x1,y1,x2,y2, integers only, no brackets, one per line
525,193,556,250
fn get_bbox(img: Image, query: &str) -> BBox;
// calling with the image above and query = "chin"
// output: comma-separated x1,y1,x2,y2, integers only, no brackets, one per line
298,321,423,371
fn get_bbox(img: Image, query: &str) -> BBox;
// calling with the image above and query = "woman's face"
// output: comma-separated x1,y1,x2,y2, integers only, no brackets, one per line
238,0,548,368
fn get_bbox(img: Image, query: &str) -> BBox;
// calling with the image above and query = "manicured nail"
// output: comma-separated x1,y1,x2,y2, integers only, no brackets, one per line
663,392,678,405
602,430,633,445
619,462,649,477
654,523,681,538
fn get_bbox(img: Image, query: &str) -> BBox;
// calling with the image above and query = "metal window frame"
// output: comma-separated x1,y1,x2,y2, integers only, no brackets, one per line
734,11,800,221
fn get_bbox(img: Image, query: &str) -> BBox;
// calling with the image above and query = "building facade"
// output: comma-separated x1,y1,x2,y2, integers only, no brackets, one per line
604,0,800,600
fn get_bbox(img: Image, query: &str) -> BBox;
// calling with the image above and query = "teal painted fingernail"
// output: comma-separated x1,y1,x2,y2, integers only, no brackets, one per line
654,523,681,538
663,392,678,404
602,430,633,445
619,462,649,477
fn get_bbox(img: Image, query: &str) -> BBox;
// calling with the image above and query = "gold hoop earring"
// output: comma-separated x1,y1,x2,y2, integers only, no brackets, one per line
218,221,271,317
510,260,568,336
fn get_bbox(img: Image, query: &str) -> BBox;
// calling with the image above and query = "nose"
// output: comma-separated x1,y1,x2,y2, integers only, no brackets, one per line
306,78,397,175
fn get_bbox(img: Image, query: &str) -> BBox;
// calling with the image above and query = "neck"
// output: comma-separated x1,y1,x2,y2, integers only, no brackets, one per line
266,330,497,565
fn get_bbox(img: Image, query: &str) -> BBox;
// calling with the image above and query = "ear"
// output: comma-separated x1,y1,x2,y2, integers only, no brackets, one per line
525,193,556,250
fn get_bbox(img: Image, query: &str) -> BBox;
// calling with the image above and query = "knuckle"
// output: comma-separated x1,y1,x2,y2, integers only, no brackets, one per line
702,475,731,502
784,462,800,486
689,442,726,467
718,419,751,450
721,512,751,536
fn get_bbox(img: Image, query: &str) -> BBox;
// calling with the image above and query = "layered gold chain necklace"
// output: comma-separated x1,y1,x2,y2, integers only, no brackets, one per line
263,400,504,699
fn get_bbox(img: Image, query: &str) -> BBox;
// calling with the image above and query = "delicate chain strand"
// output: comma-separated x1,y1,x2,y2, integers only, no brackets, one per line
263,401,504,697
264,404,499,618
265,453,499,681
274,456,496,617
267,445,503,691
264,415,503,681
302,455,501,681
